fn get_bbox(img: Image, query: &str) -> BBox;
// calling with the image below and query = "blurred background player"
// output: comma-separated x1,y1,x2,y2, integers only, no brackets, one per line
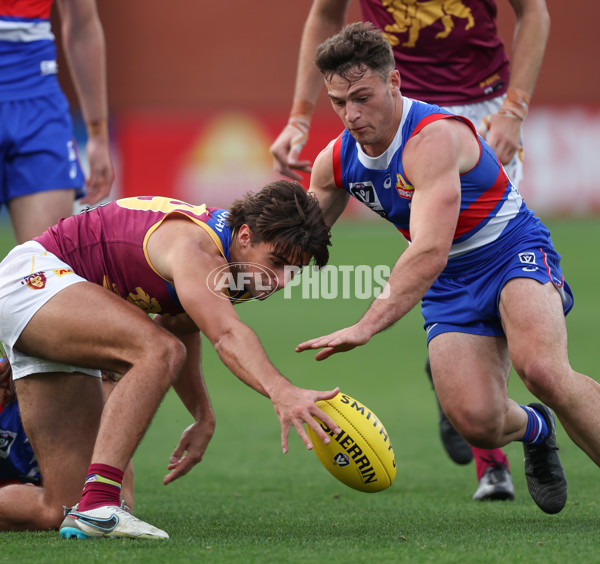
270,0,550,501
0,0,113,245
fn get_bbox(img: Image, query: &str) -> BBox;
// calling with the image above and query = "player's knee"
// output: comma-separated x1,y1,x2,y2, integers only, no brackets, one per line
449,406,502,447
514,357,567,405
142,331,186,385
24,501,66,531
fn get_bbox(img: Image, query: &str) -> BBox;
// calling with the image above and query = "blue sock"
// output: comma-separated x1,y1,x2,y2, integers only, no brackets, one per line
518,405,549,445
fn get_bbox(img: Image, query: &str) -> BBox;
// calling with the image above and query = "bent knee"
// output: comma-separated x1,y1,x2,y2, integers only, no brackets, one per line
447,407,504,448
514,359,571,406
142,333,186,383
14,500,67,531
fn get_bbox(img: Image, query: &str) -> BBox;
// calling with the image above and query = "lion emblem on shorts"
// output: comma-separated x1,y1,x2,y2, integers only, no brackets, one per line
23,272,47,290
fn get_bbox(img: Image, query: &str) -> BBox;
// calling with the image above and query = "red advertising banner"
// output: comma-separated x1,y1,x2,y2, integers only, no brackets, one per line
117,106,600,217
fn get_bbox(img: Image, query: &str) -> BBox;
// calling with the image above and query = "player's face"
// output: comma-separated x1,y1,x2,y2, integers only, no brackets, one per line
326,66,401,156
240,241,310,299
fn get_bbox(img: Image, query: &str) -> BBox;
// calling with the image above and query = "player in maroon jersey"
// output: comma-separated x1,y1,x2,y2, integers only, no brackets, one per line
0,180,340,539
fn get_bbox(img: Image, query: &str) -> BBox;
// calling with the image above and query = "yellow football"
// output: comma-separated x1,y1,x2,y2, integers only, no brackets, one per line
306,392,396,492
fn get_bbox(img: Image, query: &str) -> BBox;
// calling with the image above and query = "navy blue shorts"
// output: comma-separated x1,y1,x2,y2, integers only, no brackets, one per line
0,92,85,206
422,221,574,344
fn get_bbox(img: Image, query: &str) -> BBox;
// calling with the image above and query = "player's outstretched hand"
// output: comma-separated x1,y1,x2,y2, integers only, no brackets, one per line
295,324,371,361
163,416,216,485
269,118,313,181
269,384,341,454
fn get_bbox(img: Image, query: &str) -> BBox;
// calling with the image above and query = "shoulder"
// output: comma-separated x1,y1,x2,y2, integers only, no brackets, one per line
312,137,341,191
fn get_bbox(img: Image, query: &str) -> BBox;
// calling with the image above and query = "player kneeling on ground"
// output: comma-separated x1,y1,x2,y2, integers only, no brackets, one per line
0,181,340,539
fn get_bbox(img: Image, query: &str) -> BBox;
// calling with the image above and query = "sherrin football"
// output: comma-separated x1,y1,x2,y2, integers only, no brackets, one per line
306,392,396,492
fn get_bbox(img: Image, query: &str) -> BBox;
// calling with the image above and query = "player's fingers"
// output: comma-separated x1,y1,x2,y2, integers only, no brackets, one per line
280,421,291,454
163,456,195,485
295,334,335,352
292,419,314,451
315,387,340,402
314,347,338,361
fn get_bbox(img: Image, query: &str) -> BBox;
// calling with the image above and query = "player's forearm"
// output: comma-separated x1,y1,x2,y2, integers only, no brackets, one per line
211,322,290,399
507,0,550,97
358,246,446,338
172,337,214,424
61,19,109,132
290,0,349,119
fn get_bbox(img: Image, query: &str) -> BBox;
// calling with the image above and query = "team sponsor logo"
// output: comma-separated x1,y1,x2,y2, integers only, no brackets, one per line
349,181,388,219
22,272,47,290
212,210,229,233
52,268,73,277
207,262,277,302
518,252,538,272
40,60,58,75
395,173,414,200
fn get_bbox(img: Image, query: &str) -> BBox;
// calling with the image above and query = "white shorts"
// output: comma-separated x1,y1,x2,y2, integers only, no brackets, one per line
444,95,523,189
0,241,101,380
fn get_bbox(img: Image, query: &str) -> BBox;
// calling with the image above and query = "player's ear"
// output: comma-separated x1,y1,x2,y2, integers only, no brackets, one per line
389,69,401,91
237,224,253,248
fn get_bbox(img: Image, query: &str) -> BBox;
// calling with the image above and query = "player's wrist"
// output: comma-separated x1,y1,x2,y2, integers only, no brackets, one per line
498,87,530,121
289,100,315,127
86,119,109,139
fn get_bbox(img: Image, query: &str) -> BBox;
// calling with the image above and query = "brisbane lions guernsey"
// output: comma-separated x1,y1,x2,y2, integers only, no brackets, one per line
0,0,61,101
34,196,237,314
332,97,535,268
358,0,509,105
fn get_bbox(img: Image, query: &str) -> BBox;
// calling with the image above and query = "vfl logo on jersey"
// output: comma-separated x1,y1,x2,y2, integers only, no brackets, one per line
349,181,388,219
395,173,414,200
0,429,17,459
518,252,538,272
333,452,350,467
22,272,47,290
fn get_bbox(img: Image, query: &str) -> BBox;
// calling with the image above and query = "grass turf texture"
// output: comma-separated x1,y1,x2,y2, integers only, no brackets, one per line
0,217,598,563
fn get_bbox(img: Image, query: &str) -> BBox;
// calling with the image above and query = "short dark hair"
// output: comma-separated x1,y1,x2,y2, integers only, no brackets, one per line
315,22,395,83
227,180,331,268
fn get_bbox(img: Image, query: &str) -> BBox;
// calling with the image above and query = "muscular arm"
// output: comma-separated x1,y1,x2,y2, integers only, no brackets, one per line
152,314,216,484
506,0,550,96
308,141,350,228
148,220,340,452
270,0,351,179
298,119,478,359
56,0,113,204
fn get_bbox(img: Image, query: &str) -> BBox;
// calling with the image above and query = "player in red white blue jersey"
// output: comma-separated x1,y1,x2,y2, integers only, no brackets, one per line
296,24,600,515
0,0,113,244
270,0,550,499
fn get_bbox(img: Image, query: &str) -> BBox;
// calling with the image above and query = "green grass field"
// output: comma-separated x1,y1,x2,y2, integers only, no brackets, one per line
0,217,599,563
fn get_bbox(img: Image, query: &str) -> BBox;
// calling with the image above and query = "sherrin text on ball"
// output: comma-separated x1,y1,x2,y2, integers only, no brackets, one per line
306,392,396,492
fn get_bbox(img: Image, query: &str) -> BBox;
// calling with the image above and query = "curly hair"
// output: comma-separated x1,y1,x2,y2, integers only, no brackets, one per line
227,180,331,268
315,22,395,84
